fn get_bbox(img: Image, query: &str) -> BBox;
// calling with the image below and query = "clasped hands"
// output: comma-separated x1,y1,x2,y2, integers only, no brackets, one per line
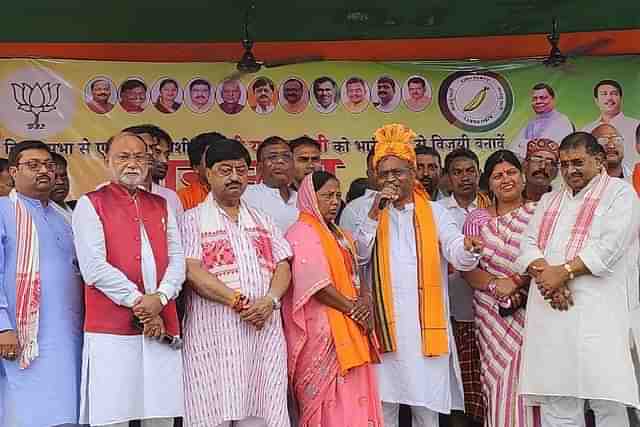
132,294,165,338
528,259,574,311
347,294,374,333
232,293,274,331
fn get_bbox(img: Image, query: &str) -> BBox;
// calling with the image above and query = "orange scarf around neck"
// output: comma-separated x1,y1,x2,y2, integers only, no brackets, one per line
372,186,448,357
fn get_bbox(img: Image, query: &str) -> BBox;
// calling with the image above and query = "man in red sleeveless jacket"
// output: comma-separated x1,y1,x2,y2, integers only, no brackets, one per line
72,132,186,427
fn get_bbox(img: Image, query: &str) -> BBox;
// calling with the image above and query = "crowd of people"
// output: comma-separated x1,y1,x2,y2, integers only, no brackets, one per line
0,120,639,427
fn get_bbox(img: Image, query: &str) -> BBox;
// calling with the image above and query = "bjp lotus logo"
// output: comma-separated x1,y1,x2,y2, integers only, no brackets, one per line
10,82,61,130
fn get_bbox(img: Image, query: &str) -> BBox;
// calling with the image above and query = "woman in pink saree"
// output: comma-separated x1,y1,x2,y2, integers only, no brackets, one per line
283,171,383,427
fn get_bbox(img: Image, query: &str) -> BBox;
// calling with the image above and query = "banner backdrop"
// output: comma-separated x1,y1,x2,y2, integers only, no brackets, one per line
0,56,639,198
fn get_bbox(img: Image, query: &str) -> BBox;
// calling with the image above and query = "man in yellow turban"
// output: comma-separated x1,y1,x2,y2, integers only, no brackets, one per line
352,123,482,427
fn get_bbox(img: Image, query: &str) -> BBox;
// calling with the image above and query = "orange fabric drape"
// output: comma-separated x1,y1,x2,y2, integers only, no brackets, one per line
299,212,372,375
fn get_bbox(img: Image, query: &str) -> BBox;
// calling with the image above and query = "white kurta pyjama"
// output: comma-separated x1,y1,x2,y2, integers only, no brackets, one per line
73,196,186,426
516,177,640,408
179,203,292,427
353,201,480,414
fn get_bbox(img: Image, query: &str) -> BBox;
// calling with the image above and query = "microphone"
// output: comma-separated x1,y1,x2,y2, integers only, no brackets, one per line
132,317,183,350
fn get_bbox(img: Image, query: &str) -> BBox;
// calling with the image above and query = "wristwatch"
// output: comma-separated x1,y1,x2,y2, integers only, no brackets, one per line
156,291,169,307
267,293,281,310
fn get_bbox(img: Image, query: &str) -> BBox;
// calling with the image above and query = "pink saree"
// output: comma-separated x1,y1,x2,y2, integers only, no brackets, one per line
283,174,383,427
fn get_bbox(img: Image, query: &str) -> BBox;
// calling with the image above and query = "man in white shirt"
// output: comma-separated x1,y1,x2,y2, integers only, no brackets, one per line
517,131,640,427
354,124,482,427
339,148,379,235
73,132,185,427
123,125,184,217
511,83,574,160
438,148,487,427
582,79,640,171
243,136,298,233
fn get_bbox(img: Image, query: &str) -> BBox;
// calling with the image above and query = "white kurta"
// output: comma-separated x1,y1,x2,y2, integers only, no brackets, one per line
152,182,184,218
353,201,480,414
437,195,479,322
72,196,186,426
242,183,298,233
582,112,640,171
516,177,640,407
339,189,377,235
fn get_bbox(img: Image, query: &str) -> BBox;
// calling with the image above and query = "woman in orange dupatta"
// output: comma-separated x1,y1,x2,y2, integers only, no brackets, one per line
283,171,383,427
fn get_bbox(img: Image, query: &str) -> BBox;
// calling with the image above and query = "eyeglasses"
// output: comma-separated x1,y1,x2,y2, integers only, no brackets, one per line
114,154,151,165
264,153,292,163
377,167,412,180
17,160,57,172
528,156,558,168
317,191,342,202
216,164,248,177
596,136,623,145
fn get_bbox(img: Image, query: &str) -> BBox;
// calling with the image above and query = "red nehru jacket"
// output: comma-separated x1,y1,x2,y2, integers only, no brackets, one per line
84,183,180,337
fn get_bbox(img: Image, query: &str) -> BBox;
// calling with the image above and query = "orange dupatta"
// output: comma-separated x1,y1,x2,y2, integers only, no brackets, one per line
633,163,640,197
299,212,374,375
372,185,448,357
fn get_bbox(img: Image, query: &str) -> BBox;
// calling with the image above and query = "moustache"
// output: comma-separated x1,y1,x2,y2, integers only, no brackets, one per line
225,181,242,187
532,169,550,178
36,174,51,182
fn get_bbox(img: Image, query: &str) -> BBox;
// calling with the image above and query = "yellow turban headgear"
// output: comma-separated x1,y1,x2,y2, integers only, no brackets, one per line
372,123,417,169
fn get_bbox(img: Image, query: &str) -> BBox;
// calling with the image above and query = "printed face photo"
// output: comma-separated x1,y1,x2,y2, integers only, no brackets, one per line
119,78,148,113
280,77,309,114
152,78,183,114
216,79,247,115
341,77,370,113
249,77,278,115
372,76,400,112
402,75,432,112
312,77,339,113
85,76,116,114
187,78,213,113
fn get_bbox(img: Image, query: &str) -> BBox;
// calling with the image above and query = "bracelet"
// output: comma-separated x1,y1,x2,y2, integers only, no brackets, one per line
563,263,575,280
230,290,247,312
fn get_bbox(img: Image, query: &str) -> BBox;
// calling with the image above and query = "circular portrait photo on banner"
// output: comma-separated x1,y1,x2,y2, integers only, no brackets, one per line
341,76,370,114
248,77,278,115
371,75,401,113
84,76,117,114
152,77,183,114
119,77,148,114
311,76,340,114
402,75,432,112
216,79,247,115
279,77,309,114
185,77,214,114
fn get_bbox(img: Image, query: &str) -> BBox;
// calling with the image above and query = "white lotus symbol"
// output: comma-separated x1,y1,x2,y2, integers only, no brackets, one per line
11,82,61,129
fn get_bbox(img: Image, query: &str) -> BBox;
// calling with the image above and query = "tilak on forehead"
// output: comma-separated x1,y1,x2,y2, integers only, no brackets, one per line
372,123,418,169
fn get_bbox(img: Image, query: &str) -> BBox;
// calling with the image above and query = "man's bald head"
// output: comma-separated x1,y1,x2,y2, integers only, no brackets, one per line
592,123,620,139
591,123,624,170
